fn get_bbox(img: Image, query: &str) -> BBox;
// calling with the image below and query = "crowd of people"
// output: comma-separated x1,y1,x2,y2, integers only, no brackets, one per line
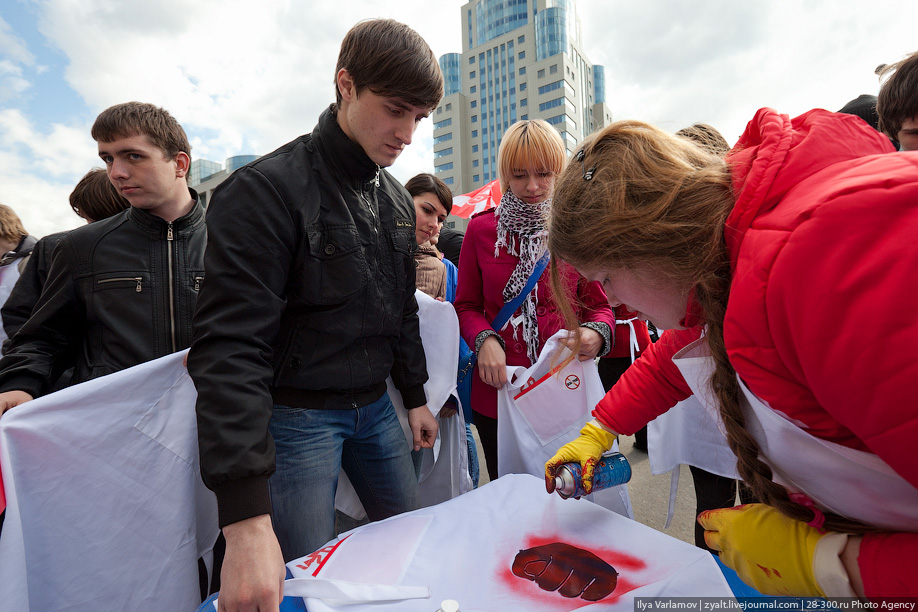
0,16,916,610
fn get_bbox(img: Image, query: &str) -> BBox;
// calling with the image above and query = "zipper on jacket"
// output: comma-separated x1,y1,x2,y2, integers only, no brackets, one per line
98,277,143,292
194,276,203,291
167,223,176,353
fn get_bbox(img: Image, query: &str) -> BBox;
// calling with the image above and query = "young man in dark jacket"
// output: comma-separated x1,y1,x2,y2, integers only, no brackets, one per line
0,102,204,412
188,19,442,610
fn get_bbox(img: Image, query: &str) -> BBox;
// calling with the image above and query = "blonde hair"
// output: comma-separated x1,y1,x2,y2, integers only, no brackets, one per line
0,204,27,243
497,119,566,194
548,120,872,533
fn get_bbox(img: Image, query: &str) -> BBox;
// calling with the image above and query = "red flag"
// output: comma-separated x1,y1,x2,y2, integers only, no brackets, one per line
450,179,502,219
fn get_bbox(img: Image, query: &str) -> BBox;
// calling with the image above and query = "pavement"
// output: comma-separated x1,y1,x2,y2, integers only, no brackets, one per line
472,426,699,547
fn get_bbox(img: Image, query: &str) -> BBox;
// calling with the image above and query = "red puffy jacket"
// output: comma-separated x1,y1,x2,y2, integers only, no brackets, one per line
594,108,918,596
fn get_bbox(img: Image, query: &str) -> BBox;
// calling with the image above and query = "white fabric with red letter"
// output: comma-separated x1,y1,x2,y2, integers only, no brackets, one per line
497,331,632,517
283,474,733,611
0,351,218,612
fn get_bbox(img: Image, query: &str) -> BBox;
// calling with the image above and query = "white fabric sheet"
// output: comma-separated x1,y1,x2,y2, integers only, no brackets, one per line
285,474,734,611
0,351,218,612
497,331,633,517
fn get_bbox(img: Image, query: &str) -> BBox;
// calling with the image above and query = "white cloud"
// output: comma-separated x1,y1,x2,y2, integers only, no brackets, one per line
577,0,918,143
0,14,34,65
4,0,918,238
0,108,100,236
0,14,35,103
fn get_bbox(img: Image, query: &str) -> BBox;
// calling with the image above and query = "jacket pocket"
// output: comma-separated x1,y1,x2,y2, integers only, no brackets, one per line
89,272,155,376
301,224,364,304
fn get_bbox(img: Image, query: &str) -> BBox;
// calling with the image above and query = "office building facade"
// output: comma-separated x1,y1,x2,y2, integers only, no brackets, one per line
433,0,613,203
189,155,260,208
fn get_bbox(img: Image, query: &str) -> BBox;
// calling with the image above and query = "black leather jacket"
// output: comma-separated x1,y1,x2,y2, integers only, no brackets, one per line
0,195,205,397
189,106,429,527
2,231,69,350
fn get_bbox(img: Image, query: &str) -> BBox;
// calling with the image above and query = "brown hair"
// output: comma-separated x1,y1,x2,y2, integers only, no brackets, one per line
91,102,191,161
0,204,27,243
676,123,731,157
69,168,131,222
548,120,872,533
335,19,443,111
877,51,918,141
405,173,453,215
497,119,566,194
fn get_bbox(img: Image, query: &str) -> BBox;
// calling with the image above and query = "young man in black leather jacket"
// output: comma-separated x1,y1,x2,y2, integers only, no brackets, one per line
188,19,443,610
0,102,204,412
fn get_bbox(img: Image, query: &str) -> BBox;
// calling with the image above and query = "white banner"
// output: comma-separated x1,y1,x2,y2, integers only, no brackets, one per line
0,351,218,612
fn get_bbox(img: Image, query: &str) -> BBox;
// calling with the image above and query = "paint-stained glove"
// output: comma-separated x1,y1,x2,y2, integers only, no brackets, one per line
545,420,617,495
698,503,852,597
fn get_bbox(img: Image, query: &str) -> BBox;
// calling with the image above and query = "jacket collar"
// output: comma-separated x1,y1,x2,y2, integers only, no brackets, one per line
127,188,205,236
0,234,37,266
312,104,380,187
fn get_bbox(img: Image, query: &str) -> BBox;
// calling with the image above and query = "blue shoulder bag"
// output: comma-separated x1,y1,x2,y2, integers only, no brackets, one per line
456,252,550,418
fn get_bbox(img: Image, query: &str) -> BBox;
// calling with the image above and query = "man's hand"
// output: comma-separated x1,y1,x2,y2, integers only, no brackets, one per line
559,328,604,361
545,421,617,494
477,335,507,388
218,514,285,612
0,390,33,417
408,405,439,450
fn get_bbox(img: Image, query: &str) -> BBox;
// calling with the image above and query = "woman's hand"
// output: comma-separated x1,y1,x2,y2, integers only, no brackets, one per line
560,327,604,361
477,335,507,388
545,421,618,494
698,504,853,597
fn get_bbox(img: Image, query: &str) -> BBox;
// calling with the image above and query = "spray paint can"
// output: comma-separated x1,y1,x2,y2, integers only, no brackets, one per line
553,452,632,499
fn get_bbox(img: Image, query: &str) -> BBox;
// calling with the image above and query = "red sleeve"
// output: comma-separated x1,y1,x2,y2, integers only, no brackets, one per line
592,328,697,434
859,532,918,597
454,217,493,350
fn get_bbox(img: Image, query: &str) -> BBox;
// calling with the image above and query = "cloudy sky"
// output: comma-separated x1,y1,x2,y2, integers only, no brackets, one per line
2,0,915,238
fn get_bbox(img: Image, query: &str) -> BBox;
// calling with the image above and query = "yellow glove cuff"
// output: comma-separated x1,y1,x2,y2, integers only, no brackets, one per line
583,419,618,451
813,532,855,597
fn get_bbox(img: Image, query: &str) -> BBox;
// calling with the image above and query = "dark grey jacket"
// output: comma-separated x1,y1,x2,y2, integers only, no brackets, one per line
188,106,428,527
0,196,205,397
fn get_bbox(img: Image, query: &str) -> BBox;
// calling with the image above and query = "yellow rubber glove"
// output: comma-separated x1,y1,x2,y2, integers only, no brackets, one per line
698,504,830,597
545,421,617,494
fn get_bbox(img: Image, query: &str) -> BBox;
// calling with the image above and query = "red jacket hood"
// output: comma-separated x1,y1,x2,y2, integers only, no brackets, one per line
723,108,895,271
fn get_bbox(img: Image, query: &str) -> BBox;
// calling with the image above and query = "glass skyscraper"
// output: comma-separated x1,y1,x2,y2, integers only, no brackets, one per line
433,0,612,204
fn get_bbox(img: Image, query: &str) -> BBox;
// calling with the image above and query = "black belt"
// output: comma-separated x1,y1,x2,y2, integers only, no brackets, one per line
270,381,387,410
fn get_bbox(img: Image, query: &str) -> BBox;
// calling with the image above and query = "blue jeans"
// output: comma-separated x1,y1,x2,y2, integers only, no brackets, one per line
267,392,419,561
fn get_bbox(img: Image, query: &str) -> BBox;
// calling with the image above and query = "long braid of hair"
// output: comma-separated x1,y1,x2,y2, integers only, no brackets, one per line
697,257,878,534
